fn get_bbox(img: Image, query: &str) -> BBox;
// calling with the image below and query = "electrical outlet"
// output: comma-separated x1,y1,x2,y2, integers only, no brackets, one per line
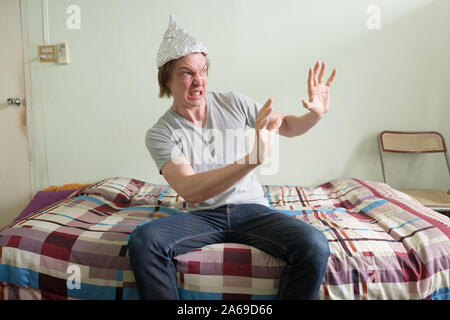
38,45,57,62
56,42,70,64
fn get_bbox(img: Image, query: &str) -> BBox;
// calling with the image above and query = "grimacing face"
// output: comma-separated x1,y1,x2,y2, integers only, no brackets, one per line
167,53,208,111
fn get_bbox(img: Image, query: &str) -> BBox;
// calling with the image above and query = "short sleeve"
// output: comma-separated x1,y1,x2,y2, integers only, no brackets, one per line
231,92,265,128
145,127,184,175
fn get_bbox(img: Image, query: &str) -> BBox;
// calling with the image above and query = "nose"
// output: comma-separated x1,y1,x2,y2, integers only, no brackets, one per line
192,74,203,86
193,70,207,85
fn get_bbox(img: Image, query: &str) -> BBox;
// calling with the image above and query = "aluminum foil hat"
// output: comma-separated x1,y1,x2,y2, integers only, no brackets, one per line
156,14,208,68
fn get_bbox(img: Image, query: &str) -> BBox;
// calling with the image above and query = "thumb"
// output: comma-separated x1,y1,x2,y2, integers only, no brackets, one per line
269,117,282,132
301,99,311,110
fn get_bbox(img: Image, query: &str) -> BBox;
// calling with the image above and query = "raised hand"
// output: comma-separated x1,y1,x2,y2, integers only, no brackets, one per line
301,62,337,119
250,98,282,165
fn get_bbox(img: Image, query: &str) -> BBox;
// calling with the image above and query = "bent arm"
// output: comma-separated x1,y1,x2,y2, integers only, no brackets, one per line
160,97,278,207
270,110,322,138
161,154,258,207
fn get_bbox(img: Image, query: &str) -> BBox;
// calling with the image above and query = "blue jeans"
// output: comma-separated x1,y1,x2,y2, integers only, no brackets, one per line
128,203,330,300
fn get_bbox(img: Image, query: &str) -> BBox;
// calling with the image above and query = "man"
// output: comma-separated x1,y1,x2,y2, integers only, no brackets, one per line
129,15,337,300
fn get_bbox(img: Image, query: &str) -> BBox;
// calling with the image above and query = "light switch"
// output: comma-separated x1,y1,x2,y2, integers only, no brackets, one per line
38,45,57,62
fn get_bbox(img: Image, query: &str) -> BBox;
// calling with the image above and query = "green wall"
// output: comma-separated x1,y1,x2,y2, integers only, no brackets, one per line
26,0,450,193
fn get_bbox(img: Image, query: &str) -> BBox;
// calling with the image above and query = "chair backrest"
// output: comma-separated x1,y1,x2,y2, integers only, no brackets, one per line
377,131,450,184
379,131,447,153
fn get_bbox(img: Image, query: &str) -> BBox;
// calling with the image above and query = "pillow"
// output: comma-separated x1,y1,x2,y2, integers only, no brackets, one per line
14,189,77,222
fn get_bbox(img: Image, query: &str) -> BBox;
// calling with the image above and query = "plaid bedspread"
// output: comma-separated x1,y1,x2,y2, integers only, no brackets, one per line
0,177,449,300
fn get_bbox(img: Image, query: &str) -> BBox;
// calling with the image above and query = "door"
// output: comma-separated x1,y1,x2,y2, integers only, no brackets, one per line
0,0,32,228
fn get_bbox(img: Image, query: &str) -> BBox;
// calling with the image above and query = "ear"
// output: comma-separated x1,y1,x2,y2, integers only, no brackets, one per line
166,72,174,92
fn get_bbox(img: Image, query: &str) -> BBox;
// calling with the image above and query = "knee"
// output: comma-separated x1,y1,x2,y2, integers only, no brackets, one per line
311,229,330,263
293,226,330,266
128,222,166,257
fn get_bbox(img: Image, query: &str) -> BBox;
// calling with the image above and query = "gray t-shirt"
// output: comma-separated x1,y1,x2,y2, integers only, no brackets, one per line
145,91,270,211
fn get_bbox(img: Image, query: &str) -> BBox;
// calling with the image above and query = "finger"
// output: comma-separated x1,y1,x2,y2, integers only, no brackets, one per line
256,98,273,123
261,98,273,111
257,117,270,130
313,61,320,86
318,62,326,84
260,105,273,118
256,106,272,125
326,68,337,87
301,99,311,110
308,68,314,91
269,118,282,132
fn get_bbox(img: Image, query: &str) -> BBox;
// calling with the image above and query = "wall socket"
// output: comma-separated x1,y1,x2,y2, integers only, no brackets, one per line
56,42,70,64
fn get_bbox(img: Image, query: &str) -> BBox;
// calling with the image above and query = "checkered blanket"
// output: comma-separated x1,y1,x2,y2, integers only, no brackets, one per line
0,177,449,300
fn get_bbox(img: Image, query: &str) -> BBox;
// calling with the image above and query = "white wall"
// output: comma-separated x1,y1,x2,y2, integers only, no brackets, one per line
27,0,450,192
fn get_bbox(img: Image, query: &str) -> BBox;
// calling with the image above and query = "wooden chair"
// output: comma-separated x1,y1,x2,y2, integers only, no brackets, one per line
378,131,450,213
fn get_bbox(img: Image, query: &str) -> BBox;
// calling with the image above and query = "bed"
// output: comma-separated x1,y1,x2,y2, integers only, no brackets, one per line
0,176,449,300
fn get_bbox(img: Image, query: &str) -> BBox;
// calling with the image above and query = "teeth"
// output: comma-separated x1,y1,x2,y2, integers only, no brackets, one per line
190,91,201,96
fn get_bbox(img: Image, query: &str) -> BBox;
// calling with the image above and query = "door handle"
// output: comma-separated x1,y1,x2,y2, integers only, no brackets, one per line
7,97,22,106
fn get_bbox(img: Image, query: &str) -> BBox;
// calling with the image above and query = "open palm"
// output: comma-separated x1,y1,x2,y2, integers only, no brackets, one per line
302,62,337,119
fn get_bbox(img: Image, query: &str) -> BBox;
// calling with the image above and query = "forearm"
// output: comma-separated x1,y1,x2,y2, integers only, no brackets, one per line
283,111,323,138
181,154,259,206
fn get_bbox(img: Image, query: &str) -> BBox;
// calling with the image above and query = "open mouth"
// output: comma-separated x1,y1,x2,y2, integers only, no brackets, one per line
188,90,203,99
